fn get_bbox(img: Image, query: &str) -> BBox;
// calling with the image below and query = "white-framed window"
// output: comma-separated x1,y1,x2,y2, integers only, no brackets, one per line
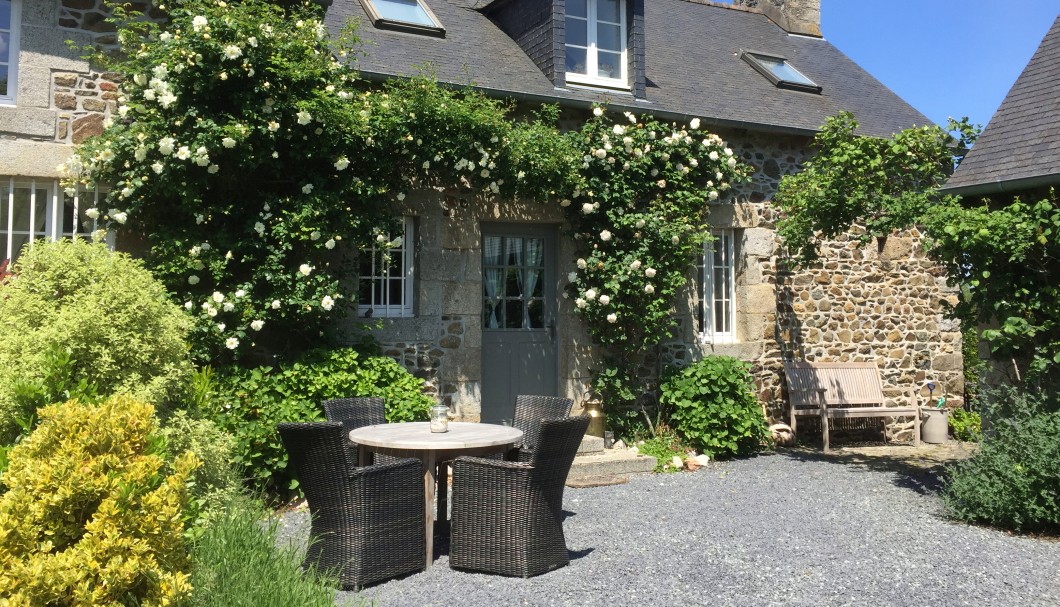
359,0,445,36
0,0,21,104
358,216,414,318
698,229,736,343
1,177,105,263
564,0,627,89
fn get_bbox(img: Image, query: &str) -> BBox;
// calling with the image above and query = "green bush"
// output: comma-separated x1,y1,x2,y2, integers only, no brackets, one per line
0,395,198,605
635,428,688,473
205,347,433,497
943,407,1060,533
0,239,194,443
949,407,982,442
659,356,769,459
188,498,338,607
159,410,242,528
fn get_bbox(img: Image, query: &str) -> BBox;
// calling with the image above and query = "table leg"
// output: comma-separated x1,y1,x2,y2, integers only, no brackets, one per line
423,451,436,568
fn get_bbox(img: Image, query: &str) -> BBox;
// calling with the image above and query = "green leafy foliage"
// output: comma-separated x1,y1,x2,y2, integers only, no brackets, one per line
0,239,193,444
921,190,1060,380
949,408,982,442
633,427,689,473
774,111,975,264
158,410,242,529
188,497,339,607
203,348,432,498
659,356,768,459
0,395,198,605
943,389,1060,532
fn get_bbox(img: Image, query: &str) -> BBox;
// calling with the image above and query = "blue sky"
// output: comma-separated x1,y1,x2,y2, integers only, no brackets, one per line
821,0,1058,130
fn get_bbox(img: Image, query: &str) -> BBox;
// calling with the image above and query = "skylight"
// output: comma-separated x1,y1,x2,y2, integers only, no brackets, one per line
741,51,820,93
361,0,445,36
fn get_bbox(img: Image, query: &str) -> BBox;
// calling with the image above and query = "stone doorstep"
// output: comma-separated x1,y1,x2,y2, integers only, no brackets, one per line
568,448,657,480
577,434,605,454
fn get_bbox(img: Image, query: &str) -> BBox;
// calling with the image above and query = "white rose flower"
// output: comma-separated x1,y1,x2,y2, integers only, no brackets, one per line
600,230,612,241
607,313,618,323
176,146,191,160
334,156,350,170
657,179,667,188
581,203,595,215
302,183,314,194
85,207,100,220
635,219,646,228
577,258,587,269
271,299,281,309
184,301,192,310
630,260,642,270
223,302,235,312
709,190,720,201
188,275,200,285
690,118,701,130
727,157,737,169
134,73,147,86
112,211,128,224
724,148,733,156
299,264,312,276
575,298,586,309
254,222,265,235
192,15,208,31
585,289,597,301
645,268,657,278
223,45,242,60
321,295,335,311
644,284,655,294
222,137,236,148
251,319,265,331
325,238,336,250
296,111,312,125
158,137,176,155
612,125,625,136
672,235,680,244
225,337,239,350
598,294,610,305
268,121,280,132
310,231,321,241
593,107,604,117
709,151,720,161
396,192,406,201
235,289,246,297
212,291,224,303
594,148,607,159
152,162,164,174
217,323,226,332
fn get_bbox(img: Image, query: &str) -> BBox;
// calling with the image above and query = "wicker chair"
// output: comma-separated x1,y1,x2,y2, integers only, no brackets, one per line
322,397,401,466
449,415,590,577
278,422,425,590
506,395,574,461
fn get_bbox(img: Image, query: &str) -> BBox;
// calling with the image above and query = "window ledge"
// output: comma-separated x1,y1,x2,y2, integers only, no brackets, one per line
565,74,631,93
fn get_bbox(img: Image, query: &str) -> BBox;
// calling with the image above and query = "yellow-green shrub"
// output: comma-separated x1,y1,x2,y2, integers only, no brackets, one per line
0,239,194,443
0,395,199,606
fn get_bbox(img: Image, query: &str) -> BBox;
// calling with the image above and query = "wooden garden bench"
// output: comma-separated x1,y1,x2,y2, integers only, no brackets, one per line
784,361,920,451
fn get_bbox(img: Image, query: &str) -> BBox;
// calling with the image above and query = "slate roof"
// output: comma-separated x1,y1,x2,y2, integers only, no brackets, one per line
325,0,930,138
943,15,1060,196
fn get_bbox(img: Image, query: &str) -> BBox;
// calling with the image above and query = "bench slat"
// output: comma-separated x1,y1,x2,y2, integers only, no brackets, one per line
784,361,921,451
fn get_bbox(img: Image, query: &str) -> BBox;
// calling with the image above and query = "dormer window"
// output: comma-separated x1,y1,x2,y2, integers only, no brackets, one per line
360,0,445,37
565,0,627,89
741,51,820,93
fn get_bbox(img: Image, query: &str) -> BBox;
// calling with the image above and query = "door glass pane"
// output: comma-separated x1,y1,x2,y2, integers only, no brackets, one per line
597,50,621,79
597,0,620,23
483,236,503,266
505,268,521,297
504,299,523,329
505,237,522,265
597,22,621,52
527,269,543,297
525,238,543,266
566,46,587,75
565,17,587,47
527,299,544,328
0,1,11,29
483,299,501,329
567,0,587,18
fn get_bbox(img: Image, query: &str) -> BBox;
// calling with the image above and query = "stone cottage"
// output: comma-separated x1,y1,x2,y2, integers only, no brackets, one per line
0,0,964,440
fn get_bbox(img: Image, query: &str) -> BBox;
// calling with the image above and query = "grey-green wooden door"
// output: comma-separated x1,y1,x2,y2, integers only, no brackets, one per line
480,224,558,422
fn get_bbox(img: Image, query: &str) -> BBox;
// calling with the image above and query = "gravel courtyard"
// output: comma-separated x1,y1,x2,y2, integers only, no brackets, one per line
277,448,1060,607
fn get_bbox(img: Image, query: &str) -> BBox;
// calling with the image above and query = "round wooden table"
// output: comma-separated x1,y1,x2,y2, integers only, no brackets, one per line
349,421,523,568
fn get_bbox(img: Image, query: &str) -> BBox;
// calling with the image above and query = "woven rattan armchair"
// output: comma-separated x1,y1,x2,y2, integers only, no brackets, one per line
278,422,425,590
449,415,590,577
323,397,401,466
506,395,574,461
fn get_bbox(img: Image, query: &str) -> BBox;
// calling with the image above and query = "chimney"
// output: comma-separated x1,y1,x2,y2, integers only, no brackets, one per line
741,0,822,37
